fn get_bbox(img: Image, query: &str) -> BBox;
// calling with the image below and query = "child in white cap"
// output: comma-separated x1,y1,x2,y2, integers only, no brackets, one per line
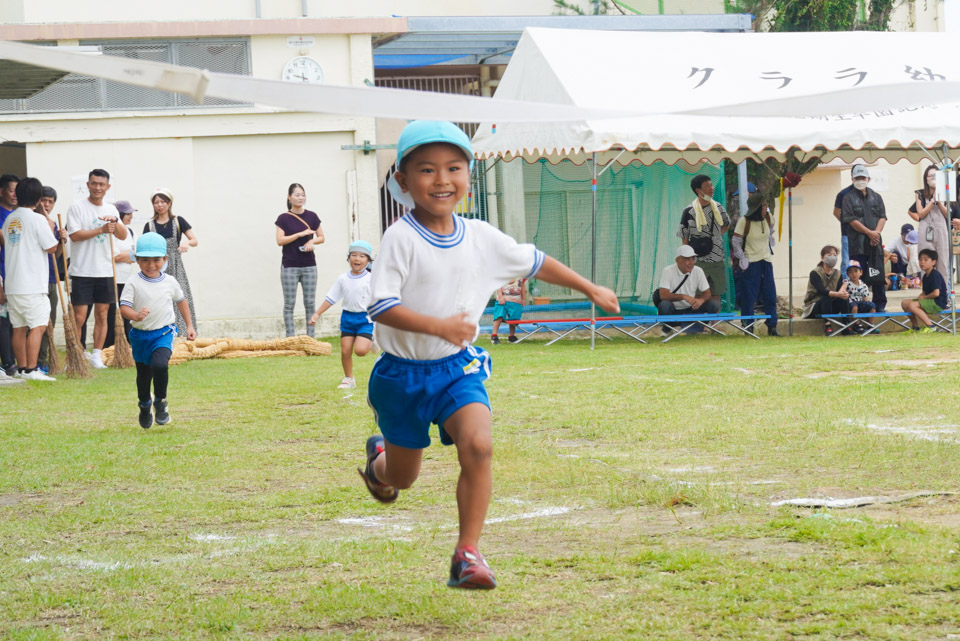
309,240,374,389
359,120,618,589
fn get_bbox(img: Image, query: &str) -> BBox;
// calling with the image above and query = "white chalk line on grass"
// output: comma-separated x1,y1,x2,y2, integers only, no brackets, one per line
771,491,954,509
843,417,960,443
336,516,414,532
485,506,574,524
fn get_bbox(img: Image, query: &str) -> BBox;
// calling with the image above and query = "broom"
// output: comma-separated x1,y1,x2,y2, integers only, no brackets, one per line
52,216,91,379
43,321,60,375
107,232,134,368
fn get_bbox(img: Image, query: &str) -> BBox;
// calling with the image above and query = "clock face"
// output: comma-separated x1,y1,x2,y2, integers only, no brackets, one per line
282,56,324,84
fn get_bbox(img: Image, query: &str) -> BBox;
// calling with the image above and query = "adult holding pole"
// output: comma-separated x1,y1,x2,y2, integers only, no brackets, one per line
66,168,127,369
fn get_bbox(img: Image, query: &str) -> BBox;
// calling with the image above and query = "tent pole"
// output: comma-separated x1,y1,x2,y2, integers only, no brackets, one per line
591,151,598,350
943,144,957,335
788,185,794,337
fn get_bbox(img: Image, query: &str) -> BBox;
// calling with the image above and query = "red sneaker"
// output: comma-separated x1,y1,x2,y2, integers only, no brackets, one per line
447,546,497,589
358,435,398,504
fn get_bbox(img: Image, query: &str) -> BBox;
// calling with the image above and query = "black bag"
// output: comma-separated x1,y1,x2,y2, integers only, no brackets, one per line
652,274,690,307
687,234,714,258
862,243,886,286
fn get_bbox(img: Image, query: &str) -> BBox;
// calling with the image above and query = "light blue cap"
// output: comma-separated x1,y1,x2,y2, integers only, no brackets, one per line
396,120,473,167
136,232,167,257
348,240,373,260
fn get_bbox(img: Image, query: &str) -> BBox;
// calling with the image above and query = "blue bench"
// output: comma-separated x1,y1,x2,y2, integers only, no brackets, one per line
493,313,773,345
821,311,955,335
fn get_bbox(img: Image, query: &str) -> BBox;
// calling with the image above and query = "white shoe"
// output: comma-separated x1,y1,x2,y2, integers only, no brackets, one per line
89,353,107,369
337,376,356,389
0,369,10,380
13,370,26,379
23,369,56,381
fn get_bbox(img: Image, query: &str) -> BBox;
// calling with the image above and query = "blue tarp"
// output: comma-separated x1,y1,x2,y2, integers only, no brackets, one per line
374,54,468,69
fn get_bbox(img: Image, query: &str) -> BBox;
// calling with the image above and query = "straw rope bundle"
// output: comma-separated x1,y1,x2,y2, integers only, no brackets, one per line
102,334,331,367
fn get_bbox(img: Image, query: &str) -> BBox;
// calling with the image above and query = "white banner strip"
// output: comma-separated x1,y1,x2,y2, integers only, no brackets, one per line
0,39,629,123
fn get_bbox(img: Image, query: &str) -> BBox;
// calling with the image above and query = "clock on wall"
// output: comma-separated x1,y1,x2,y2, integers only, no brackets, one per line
282,56,324,84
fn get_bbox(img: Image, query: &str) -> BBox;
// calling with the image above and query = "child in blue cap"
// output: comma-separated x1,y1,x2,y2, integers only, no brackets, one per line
309,239,374,389
361,120,619,589
119,231,196,429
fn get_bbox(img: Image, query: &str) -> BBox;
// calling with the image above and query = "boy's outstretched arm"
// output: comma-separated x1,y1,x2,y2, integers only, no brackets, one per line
309,300,333,325
536,256,620,313
376,305,476,348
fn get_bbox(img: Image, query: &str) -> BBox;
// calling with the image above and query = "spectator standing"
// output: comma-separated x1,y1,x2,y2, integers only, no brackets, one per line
110,200,137,344
731,192,779,336
144,189,197,338
35,186,62,371
678,174,729,304
908,165,952,287
275,183,324,337
0,177,57,380
66,169,127,369
801,245,850,335
832,164,863,276
841,165,887,312
0,173,17,376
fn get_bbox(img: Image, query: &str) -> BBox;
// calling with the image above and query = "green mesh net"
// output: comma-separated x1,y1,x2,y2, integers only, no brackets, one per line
487,158,735,315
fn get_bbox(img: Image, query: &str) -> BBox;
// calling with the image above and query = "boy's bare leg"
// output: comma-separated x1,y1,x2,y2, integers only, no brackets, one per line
92,303,109,350
491,318,502,336
442,403,493,550
340,335,355,378
353,336,372,357
26,326,45,369
374,441,424,490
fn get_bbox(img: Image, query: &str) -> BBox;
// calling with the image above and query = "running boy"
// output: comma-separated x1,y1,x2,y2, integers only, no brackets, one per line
309,240,374,389
901,248,947,332
119,232,196,428
490,278,525,344
360,121,618,589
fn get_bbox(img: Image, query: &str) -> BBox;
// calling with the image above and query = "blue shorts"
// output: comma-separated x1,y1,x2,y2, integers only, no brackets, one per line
367,346,491,449
493,301,523,322
851,300,876,313
340,310,374,338
129,325,176,364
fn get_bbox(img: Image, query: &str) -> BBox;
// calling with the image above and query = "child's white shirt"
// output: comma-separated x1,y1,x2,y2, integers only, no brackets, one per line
324,269,371,313
119,271,185,331
369,214,544,361
1,207,57,295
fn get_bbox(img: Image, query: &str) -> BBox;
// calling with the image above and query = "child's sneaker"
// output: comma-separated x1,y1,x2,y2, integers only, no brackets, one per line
89,352,107,369
447,545,497,589
357,434,398,504
138,400,153,429
507,335,518,343
23,369,55,381
154,398,171,425
490,335,500,344
824,324,834,337
919,325,936,334
337,376,356,389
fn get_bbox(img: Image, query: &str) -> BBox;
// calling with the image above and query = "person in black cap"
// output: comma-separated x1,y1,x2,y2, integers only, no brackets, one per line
841,165,887,312
886,223,913,283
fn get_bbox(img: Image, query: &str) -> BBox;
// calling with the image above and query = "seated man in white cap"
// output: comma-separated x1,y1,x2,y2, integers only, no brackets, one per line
656,245,720,329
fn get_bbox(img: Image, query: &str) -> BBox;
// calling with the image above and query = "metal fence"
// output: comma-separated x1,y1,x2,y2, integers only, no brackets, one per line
375,74,487,233
0,38,251,114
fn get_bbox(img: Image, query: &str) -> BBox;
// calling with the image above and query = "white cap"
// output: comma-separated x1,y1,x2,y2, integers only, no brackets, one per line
851,165,870,179
676,245,697,258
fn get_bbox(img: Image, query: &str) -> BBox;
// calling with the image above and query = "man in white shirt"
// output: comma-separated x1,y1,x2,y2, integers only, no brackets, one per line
0,177,58,380
66,168,127,369
656,245,720,328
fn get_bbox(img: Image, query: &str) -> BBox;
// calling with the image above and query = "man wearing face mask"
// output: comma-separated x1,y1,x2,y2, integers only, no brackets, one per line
731,192,779,336
678,175,730,305
831,164,865,276
840,165,887,312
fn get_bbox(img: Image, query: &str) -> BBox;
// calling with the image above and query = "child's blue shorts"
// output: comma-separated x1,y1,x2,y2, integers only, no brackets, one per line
367,345,491,449
340,310,374,338
129,325,176,364
851,301,876,313
493,301,523,322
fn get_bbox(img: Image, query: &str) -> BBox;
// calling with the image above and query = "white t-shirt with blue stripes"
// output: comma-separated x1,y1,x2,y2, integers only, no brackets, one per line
323,270,371,313
119,271,185,331
369,214,544,361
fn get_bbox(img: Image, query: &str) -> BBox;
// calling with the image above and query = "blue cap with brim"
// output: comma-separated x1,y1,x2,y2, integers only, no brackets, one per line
348,240,373,260
387,121,474,210
136,232,167,257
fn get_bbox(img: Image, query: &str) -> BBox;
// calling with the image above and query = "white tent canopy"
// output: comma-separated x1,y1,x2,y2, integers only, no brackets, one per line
472,28,960,166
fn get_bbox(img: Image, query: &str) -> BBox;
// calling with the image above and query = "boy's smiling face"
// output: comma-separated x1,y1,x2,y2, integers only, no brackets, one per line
395,142,470,225
137,256,166,278
348,251,369,273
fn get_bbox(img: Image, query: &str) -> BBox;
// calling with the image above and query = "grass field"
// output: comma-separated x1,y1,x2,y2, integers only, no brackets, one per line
2,332,960,640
